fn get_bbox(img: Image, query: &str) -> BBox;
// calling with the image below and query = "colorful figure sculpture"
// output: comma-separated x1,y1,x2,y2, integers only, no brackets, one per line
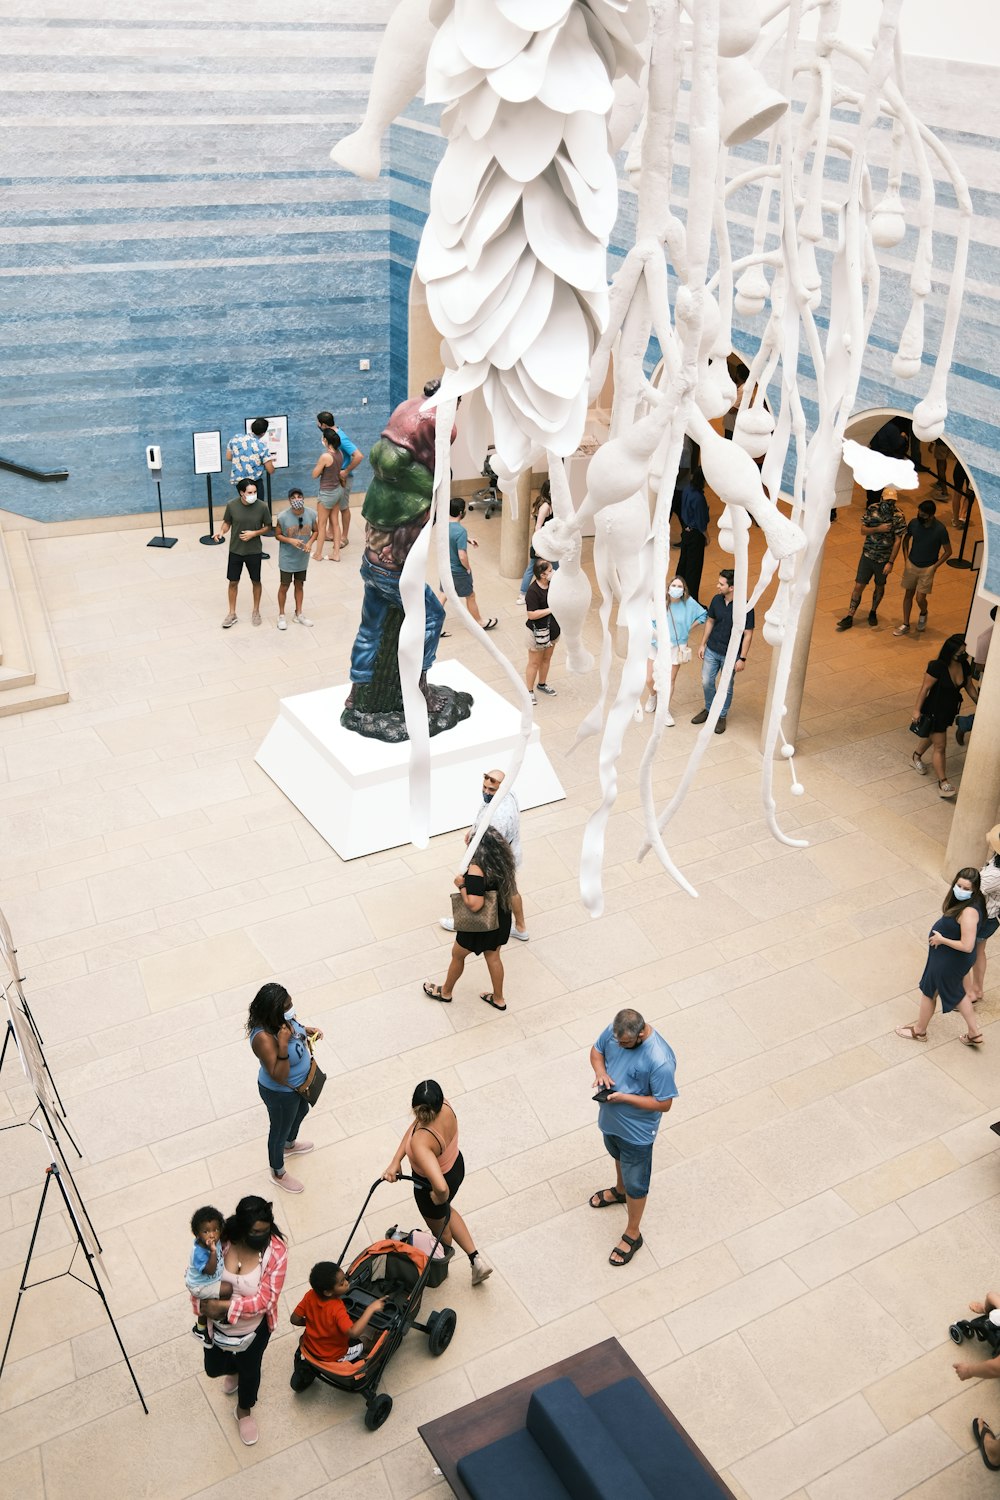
343,380,472,743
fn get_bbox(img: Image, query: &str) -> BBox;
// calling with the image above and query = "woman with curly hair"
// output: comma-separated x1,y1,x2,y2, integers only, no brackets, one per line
199,1194,287,1446
246,981,324,1194
423,828,517,1011
896,868,986,1045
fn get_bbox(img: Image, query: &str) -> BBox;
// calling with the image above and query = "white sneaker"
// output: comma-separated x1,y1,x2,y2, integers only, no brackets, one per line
515,594,525,605
294,613,313,627
663,710,675,727
645,694,657,713
251,610,262,627
277,616,288,631
439,916,455,932
222,613,238,629
512,928,530,942
470,1254,493,1286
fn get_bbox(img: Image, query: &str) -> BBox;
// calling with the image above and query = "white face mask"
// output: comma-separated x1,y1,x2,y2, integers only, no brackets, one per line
284,1005,297,1021
953,886,973,901
668,585,684,600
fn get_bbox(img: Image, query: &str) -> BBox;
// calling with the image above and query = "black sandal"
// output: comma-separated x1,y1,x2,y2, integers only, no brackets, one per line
973,1418,1000,1472
483,618,498,630
609,1232,643,1266
480,991,507,1011
422,981,452,1003
589,1188,626,1209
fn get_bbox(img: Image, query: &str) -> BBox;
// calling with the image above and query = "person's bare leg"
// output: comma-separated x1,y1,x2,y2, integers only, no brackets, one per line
421,1203,476,1255
969,1290,1000,1315
466,593,483,624
227,581,239,615
341,502,351,542
483,949,505,1007
930,731,947,783
330,509,341,562
293,580,304,616
439,942,467,998
900,588,915,627
525,649,541,692
965,941,987,1003
251,580,262,616
645,658,655,703
510,888,526,932
915,587,929,623
312,510,328,559
613,1194,647,1262
277,581,289,618
956,994,984,1042
537,645,556,689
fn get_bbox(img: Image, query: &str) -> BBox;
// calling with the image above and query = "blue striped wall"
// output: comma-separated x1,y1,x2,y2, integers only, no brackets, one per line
0,7,395,521
3,14,998,600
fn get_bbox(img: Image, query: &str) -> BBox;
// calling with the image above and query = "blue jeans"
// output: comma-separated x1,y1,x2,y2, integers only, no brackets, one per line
702,646,735,718
258,1082,309,1173
956,712,974,737
602,1132,654,1200
349,556,445,683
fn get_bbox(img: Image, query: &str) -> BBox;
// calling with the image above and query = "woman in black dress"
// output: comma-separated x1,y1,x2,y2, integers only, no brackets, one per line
895,868,986,1045
423,828,517,1012
909,633,976,798
524,559,561,704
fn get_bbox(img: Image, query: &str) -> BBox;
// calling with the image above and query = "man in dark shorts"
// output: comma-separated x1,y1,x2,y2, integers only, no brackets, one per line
836,486,906,631
214,477,273,628
589,1008,678,1268
893,499,952,637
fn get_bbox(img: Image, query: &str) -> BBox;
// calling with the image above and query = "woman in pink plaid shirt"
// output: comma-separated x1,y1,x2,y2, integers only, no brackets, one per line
198,1194,288,1446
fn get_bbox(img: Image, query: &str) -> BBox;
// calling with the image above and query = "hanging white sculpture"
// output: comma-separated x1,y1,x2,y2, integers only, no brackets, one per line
332,0,971,909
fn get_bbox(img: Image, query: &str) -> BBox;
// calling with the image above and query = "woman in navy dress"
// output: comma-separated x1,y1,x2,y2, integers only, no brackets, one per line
896,869,986,1045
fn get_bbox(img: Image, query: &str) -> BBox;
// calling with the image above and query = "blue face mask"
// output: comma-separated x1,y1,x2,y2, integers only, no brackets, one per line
284,1005,297,1021
953,886,973,901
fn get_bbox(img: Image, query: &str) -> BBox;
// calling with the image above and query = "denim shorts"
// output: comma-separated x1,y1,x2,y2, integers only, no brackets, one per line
982,915,999,942
602,1132,653,1200
452,568,473,599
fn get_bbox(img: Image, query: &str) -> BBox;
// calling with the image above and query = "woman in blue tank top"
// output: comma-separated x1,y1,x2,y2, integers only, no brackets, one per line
247,982,324,1195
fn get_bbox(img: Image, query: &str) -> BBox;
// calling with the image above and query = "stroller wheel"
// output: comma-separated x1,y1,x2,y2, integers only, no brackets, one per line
976,1325,989,1341
365,1392,393,1430
949,1323,964,1344
427,1307,458,1357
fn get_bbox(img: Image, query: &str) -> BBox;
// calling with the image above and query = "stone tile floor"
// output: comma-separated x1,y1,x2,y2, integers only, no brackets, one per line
0,469,996,1499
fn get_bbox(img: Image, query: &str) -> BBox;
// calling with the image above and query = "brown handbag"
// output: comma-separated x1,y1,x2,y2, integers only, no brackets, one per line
450,888,499,932
295,1056,327,1106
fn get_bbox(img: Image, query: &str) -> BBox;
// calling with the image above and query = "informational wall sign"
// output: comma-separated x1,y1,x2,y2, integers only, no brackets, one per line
192,430,222,475
245,415,288,470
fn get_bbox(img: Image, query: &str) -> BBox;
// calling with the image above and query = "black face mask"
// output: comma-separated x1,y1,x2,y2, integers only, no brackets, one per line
245,1230,270,1251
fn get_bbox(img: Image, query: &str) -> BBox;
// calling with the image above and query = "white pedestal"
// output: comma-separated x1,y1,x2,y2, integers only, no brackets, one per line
255,659,565,859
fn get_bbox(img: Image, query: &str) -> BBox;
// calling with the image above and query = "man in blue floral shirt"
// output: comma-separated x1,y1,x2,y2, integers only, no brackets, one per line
227,417,275,488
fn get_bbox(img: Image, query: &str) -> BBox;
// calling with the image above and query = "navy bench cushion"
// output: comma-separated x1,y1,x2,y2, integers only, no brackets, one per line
588,1378,728,1497
457,1429,573,1500
526,1376,656,1500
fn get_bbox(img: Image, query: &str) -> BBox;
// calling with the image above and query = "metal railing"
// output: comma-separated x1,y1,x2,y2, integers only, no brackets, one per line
0,456,69,483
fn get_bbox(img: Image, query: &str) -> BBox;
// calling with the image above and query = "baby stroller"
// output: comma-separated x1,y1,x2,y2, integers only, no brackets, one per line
949,1310,1000,1350
289,1175,458,1430
468,450,502,518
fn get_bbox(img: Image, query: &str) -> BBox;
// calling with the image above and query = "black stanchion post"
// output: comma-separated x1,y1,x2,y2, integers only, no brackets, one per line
261,470,272,560
947,485,974,571
147,477,177,550
200,473,223,546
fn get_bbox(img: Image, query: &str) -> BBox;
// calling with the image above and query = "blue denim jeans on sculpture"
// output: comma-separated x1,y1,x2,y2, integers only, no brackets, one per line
350,556,446,683
701,646,735,718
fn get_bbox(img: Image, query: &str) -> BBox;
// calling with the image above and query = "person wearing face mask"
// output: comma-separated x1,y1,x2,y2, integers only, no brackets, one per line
645,576,707,720
214,476,273,629
247,981,324,1194
966,825,1000,1003
438,768,529,940
909,633,977,798
895,869,986,1045
893,499,952,636
199,1195,288,1446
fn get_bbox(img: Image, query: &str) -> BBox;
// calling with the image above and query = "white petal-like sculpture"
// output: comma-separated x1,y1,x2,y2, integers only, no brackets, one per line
842,439,919,492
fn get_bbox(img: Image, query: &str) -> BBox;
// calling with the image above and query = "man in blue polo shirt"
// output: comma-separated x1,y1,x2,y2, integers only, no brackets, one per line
691,568,755,734
589,1008,678,1267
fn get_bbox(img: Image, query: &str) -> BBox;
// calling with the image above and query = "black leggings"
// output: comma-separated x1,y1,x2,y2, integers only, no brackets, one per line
204,1319,271,1410
412,1152,466,1223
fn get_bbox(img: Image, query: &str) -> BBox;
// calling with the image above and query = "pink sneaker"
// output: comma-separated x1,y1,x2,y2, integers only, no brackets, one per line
285,1140,314,1155
271,1169,304,1193
235,1408,258,1446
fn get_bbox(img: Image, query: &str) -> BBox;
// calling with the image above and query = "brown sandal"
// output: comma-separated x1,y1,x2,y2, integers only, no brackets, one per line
894,1025,927,1041
960,1032,984,1047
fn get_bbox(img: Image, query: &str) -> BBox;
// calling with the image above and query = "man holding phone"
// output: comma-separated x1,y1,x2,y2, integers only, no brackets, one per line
589,1008,678,1268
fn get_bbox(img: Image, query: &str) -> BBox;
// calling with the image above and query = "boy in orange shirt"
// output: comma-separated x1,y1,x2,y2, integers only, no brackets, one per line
290,1261,385,1363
